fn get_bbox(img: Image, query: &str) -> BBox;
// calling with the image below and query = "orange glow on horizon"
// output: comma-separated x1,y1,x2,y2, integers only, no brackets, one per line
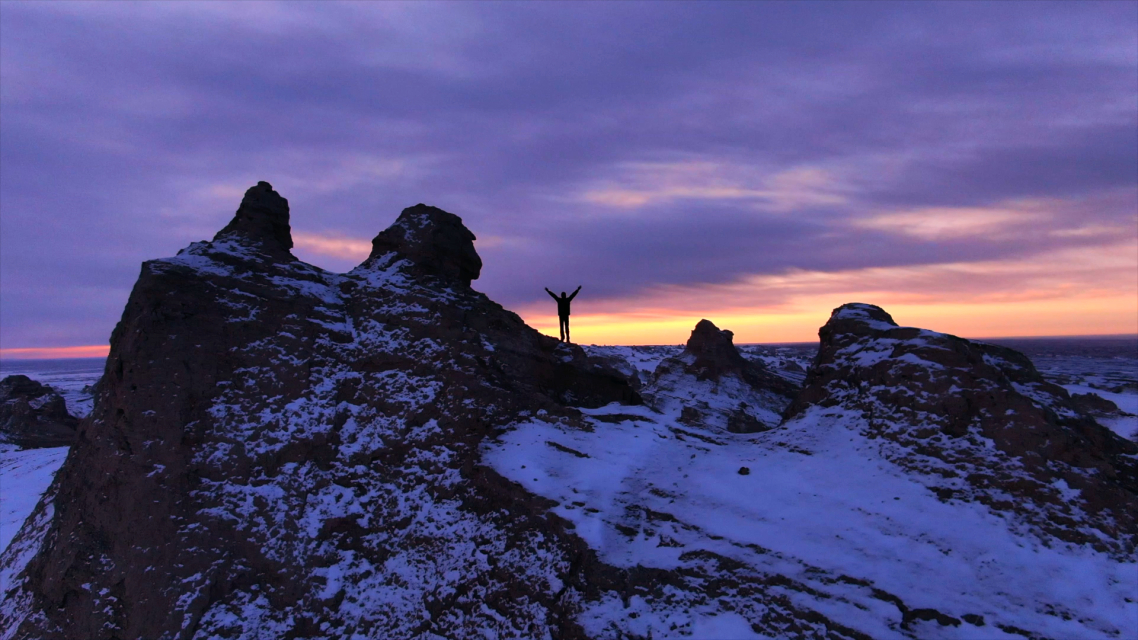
5,239,1134,355
0,345,111,360
520,241,1138,346
523,292,1138,346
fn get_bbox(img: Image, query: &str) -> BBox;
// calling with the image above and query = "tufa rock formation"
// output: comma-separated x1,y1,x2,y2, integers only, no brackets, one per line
0,375,78,449
212,181,294,259
0,182,639,639
645,319,799,432
364,203,483,287
787,302,1138,556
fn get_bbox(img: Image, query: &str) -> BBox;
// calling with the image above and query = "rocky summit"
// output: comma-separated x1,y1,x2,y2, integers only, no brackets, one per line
1,187,1135,640
0,376,78,449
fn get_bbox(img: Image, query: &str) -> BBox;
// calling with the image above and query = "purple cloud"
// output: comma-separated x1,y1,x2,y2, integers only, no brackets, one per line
1,1,1134,348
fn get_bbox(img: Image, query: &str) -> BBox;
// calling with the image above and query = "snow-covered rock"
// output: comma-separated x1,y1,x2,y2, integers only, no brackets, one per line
0,182,637,639
480,306,1137,638
0,446,68,555
0,376,77,449
787,303,1138,557
645,319,799,433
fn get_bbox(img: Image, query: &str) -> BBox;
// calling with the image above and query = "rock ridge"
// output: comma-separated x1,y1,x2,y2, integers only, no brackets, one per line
788,302,1138,556
645,318,799,433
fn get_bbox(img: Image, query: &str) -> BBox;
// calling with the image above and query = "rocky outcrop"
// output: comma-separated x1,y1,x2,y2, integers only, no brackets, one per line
787,303,1138,556
1070,392,1134,420
0,375,78,448
645,319,799,432
0,183,638,639
363,203,482,287
212,181,294,260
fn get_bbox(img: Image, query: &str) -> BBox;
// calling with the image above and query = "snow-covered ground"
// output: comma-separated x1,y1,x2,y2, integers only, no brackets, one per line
1062,384,1138,440
0,360,100,554
0,343,1134,634
584,344,681,376
483,402,1138,638
0,445,68,554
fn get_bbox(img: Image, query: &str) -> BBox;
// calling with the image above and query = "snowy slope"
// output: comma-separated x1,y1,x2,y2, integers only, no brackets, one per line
0,446,68,555
483,402,1137,639
1063,384,1138,441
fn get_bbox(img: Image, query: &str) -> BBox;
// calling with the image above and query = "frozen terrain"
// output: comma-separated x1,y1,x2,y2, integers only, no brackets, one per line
0,360,99,555
1,338,1133,555
483,402,1136,638
0,445,68,556
1,338,1134,635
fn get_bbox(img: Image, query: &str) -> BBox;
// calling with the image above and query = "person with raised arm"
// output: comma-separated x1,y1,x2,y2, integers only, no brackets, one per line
545,285,581,343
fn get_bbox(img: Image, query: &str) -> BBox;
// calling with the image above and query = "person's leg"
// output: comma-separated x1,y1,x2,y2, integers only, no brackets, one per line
559,316,566,341
565,317,571,343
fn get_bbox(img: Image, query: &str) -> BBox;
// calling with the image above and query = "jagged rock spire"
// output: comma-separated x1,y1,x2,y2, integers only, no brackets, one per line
363,203,482,286
212,181,294,259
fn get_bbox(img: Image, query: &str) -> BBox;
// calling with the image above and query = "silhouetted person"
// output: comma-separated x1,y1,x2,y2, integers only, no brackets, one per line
545,286,581,342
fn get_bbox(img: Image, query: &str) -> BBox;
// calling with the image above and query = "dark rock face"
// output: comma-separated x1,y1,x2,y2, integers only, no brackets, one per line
364,203,482,287
685,319,747,379
685,320,798,398
0,188,637,639
212,181,294,259
788,302,1138,556
646,319,799,432
0,375,78,448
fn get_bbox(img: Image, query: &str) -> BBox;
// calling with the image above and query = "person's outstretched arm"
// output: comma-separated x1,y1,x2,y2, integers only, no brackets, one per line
545,288,558,300
568,285,581,300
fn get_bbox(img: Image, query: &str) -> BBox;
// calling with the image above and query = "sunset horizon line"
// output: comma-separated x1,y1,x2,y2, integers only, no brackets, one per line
5,330,1135,361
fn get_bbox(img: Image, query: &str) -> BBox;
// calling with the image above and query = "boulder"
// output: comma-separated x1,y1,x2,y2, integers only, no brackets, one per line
0,375,78,448
363,203,482,287
1070,392,1133,418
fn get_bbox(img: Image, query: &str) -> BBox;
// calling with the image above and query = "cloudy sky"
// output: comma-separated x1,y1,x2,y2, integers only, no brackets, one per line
1,1,1135,356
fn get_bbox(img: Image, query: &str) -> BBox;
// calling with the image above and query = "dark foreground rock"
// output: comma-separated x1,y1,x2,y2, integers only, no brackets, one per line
645,319,799,432
787,303,1138,556
0,183,639,639
0,375,78,448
